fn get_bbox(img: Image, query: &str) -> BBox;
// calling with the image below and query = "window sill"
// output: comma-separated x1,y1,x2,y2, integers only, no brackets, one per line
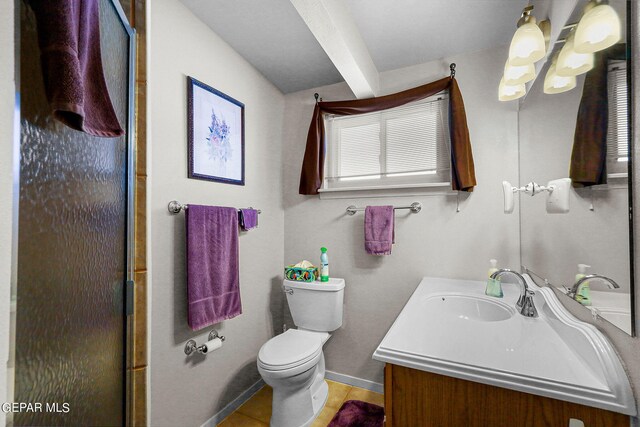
318,182,455,199
583,173,628,192
607,172,628,179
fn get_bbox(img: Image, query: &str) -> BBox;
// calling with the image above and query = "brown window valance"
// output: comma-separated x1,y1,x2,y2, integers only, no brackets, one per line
570,43,626,187
298,75,476,195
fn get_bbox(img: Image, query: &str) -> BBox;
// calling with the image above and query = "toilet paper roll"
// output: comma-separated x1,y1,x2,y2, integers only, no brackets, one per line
200,337,223,354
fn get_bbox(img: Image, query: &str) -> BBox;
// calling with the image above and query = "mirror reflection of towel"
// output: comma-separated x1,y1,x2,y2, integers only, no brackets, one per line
29,0,124,137
570,44,626,187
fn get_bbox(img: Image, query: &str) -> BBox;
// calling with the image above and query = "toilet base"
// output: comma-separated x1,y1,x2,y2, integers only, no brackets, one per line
266,354,328,427
298,378,328,427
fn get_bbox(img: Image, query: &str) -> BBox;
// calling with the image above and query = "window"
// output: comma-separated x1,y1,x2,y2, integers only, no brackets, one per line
607,60,628,177
321,95,451,191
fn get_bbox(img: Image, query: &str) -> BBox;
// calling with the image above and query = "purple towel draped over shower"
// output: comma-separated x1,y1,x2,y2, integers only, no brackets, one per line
364,206,395,255
186,205,242,330
29,0,124,137
238,208,258,231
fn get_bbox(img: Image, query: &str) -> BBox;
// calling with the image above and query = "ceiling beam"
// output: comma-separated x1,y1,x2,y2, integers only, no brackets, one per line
290,0,379,98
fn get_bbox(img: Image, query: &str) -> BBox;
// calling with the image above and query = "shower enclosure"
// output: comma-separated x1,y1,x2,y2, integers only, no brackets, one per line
9,0,136,425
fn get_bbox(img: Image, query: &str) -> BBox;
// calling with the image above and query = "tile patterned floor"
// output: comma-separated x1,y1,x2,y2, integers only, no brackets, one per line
218,380,384,427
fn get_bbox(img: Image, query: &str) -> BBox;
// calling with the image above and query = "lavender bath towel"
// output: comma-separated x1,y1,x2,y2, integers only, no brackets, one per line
186,205,242,331
238,208,258,231
328,400,384,427
364,206,395,255
29,0,124,137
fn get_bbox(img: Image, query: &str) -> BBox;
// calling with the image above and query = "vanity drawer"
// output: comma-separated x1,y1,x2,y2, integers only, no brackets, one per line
384,364,629,427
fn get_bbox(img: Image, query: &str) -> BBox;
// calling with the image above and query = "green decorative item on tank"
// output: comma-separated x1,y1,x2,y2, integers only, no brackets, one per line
284,265,319,282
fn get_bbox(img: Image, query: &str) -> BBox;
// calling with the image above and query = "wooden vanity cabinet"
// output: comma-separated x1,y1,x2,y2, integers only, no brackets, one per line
384,364,629,427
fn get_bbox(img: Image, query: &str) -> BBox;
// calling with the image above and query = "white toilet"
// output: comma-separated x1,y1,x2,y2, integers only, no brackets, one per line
257,277,345,427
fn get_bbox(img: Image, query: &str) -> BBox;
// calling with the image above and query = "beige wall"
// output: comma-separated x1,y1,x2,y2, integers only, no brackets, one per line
148,0,285,425
0,1,15,426
282,47,521,384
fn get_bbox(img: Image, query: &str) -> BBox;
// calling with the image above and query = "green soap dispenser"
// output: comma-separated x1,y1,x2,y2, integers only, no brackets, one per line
575,264,592,306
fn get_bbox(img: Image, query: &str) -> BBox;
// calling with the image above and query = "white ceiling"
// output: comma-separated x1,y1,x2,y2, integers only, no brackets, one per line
180,0,529,94
180,0,344,93
346,0,529,72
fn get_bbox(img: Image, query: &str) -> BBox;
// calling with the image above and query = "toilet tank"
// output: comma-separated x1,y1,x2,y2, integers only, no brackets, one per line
284,278,345,332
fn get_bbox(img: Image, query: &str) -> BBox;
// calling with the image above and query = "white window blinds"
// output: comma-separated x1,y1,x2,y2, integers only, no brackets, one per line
607,61,628,175
324,96,450,190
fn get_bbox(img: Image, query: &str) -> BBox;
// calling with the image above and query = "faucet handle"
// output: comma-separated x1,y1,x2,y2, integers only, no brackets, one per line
516,289,535,309
519,290,538,318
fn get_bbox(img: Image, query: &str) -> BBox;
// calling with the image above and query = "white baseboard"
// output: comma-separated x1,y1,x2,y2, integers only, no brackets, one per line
325,370,384,394
201,378,265,427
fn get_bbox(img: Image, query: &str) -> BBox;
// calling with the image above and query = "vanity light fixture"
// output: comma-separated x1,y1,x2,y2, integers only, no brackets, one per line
503,60,536,85
574,0,621,54
498,77,526,102
556,31,595,77
508,5,547,66
544,56,577,94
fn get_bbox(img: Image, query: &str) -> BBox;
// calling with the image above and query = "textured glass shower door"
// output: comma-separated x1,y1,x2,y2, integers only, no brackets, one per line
13,0,134,425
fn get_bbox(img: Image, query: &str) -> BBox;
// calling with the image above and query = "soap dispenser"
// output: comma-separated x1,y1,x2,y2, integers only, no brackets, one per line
485,259,503,298
575,264,592,306
488,259,498,277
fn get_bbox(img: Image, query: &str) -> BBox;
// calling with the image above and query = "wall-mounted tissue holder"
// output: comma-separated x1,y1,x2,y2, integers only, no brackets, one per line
184,330,225,356
502,178,571,214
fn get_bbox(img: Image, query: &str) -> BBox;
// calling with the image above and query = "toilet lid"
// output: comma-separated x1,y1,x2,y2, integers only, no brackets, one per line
258,329,322,370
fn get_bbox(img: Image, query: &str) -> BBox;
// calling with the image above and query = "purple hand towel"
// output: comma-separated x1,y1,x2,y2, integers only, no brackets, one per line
186,205,242,330
238,208,258,231
364,206,395,255
29,0,124,137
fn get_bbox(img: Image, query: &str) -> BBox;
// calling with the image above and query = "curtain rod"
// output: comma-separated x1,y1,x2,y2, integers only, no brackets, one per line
314,63,457,101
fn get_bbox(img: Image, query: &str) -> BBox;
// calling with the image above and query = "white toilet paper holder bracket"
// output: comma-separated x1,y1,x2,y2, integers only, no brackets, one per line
184,330,226,356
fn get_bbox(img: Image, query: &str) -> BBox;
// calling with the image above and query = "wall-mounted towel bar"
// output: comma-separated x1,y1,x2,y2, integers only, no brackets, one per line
168,200,262,215
346,202,422,216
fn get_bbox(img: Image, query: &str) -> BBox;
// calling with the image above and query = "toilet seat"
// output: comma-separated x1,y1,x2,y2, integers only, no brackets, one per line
258,329,322,371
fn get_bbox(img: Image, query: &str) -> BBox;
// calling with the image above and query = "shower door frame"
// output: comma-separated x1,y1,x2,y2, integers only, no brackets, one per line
9,0,137,424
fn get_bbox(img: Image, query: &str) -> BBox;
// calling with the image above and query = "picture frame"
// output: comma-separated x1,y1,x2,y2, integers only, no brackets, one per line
187,76,245,185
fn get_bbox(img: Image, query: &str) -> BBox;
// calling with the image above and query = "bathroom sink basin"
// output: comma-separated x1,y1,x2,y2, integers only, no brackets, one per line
425,294,514,322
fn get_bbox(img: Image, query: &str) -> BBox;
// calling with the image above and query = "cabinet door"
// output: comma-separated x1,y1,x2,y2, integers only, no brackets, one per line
385,364,629,427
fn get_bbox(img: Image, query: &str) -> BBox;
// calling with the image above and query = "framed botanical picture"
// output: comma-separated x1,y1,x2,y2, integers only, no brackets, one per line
187,76,245,185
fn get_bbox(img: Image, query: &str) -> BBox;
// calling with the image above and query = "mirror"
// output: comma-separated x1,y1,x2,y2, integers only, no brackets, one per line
518,0,633,335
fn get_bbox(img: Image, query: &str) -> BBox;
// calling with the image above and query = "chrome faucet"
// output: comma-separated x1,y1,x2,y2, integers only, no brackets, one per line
568,274,620,300
490,269,538,318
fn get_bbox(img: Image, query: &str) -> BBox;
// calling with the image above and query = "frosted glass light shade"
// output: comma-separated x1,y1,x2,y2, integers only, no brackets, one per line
544,63,577,94
574,3,621,54
556,36,594,76
504,60,535,85
499,78,526,101
508,21,546,66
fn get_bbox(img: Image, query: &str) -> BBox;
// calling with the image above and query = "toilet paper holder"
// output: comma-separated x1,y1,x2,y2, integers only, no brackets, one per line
184,330,226,356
